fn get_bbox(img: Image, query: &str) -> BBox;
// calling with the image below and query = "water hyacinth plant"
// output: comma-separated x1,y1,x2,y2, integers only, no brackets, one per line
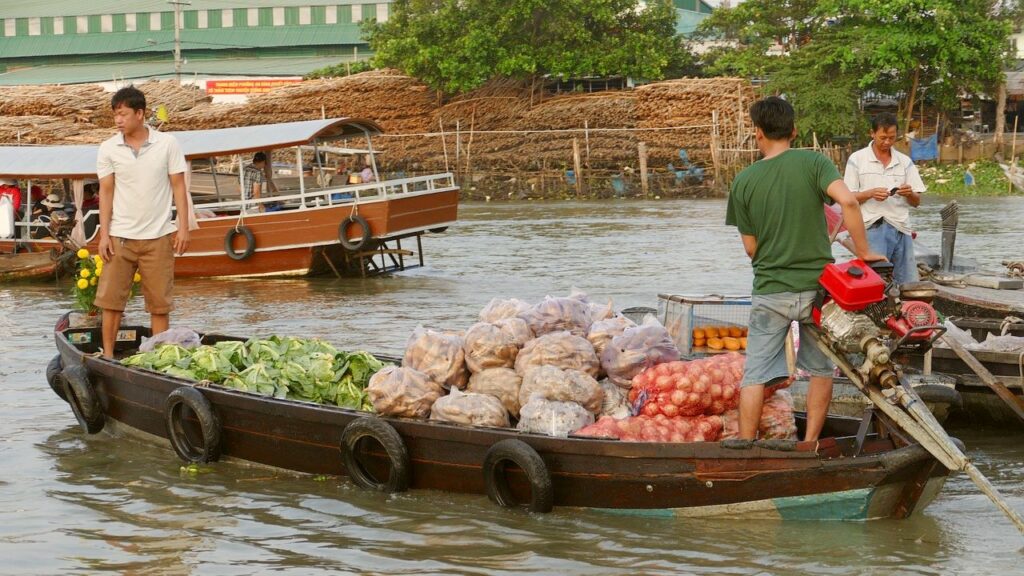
71,248,141,313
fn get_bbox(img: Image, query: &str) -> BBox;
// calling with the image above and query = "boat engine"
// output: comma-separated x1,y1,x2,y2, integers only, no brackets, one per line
814,259,942,359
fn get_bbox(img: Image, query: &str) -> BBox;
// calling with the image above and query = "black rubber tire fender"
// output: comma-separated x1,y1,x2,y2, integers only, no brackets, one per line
46,354,69,403
482,439,553,513
165,386,222,463
340,417,410,493
338,215,371,251
224,226,256,261
428,226,448,234
62,364,104,434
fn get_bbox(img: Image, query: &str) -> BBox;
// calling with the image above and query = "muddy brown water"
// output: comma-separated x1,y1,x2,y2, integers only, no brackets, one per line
3,197,1024,574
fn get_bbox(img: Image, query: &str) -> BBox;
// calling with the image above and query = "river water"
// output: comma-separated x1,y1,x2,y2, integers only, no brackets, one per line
3,197,1024,575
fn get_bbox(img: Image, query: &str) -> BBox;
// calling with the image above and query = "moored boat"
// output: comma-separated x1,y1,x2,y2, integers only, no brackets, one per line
901,316,1024,427
1,118,459,281
49,318,952,520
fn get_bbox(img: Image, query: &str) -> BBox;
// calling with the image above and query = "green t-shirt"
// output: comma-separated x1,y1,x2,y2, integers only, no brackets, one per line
725,149,840,295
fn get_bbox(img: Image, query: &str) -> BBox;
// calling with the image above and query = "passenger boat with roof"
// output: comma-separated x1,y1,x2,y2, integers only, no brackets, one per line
0,118,459,281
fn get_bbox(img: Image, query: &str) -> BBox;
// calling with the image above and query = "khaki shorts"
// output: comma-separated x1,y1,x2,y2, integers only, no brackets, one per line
94,234,175,314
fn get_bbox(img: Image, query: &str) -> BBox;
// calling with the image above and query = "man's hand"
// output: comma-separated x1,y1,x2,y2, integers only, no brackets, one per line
894,184,913,197
173,228,190,255
868,187,890,201
98,232,114,262
858,250,888,263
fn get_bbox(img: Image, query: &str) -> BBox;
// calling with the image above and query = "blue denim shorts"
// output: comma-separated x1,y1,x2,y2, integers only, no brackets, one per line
741,290,835,388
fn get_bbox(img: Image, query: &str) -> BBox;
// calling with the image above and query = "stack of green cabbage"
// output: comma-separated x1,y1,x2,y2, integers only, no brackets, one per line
121,336,387,411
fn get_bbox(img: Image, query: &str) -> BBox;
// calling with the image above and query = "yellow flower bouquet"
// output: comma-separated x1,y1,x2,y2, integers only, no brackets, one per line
71,248,141,313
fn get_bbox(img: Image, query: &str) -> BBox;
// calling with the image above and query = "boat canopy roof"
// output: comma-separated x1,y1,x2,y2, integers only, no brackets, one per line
175,118,383,160
0,145,101,179
0,118,384,178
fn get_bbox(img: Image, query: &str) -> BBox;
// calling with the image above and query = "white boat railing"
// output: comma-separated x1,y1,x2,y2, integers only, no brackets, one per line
193,172,457,214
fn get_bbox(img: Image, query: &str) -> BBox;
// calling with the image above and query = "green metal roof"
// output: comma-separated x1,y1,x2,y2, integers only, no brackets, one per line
0,24,365,60
0,1,377,19
675,9,711,36
0,55,365,85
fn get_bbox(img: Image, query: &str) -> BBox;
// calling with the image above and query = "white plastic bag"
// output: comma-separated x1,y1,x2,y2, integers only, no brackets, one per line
139,327,202,352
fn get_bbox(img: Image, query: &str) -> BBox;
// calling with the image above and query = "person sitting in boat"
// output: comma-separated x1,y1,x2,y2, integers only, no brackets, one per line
30,193,66,238
359,164,376,183
242,152,282,213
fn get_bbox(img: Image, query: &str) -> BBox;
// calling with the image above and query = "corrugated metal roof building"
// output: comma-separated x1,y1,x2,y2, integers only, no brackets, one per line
0,1,716,88
0,1,385,86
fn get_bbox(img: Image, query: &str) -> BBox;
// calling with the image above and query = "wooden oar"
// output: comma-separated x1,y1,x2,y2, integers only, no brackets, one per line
939,334,1024,424
808,329,1024,536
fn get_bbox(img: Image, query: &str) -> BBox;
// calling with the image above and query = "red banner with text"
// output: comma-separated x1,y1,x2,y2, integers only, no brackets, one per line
205,78,302,95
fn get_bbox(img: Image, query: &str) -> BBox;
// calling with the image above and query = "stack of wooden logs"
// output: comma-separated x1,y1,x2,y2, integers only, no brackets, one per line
1,72,756,181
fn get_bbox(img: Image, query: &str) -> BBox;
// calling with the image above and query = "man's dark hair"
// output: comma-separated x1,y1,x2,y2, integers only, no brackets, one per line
252,152,267,163
871,112,898,132
749,96,795,140
111,86,146,112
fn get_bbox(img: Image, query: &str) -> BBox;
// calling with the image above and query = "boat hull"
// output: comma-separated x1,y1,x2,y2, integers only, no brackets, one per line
2,188,458,280
53,326,951,518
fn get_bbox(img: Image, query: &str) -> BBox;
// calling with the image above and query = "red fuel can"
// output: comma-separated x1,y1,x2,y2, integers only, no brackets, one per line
818,259,885,311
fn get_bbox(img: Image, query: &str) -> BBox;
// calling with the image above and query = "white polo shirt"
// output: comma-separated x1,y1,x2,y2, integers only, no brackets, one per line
96,126,187,240
843,145,926,235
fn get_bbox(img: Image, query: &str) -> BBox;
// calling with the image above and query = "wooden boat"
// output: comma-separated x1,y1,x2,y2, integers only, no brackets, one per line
901,317,1024,427
48,318,954,520
0,118,459,281
912,203,1024,318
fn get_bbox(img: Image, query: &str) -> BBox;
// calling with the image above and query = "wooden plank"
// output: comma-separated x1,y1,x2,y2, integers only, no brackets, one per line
940,334,1024,423
963,275,1024,290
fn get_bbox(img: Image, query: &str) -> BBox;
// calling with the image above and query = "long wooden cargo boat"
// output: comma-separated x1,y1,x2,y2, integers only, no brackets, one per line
1,118,458,281
49,319,954,520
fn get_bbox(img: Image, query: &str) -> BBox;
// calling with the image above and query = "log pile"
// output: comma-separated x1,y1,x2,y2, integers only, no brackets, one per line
635,78,756,166
0,72,755,180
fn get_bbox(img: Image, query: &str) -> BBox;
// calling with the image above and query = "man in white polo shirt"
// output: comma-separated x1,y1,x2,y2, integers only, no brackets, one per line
94,86,190,358
843,112,926,284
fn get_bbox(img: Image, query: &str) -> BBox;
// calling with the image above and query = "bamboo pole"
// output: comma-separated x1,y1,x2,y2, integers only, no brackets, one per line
638,141,649,198
465,108,476,178
583,119,591,168
572,137,583,198
438,118,450,173
1011,116,1019,195
711,110,721,186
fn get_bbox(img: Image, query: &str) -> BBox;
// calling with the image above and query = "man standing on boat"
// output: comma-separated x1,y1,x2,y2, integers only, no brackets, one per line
94,86,189,359
844,112,925,284
726,97,884,442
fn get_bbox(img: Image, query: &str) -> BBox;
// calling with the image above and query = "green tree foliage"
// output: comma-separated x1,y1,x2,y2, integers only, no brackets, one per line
365,0,685,93
304,60,374,80
696,0,1016,140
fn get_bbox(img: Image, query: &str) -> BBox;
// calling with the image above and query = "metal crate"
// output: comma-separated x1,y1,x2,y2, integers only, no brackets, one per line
657,294,751,357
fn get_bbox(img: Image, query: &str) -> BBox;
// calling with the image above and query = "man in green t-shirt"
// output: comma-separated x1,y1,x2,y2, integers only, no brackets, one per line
725,97,884,442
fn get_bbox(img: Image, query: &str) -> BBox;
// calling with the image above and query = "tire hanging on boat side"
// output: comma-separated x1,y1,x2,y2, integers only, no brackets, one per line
224,226,256,260
46,354,68,403
164,386,222,463
482,439,553,513
338,215,371,251
62,363,104,434
340,417,410,493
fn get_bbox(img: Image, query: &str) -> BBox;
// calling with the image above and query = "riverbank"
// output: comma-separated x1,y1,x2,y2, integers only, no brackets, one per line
450,158,1024,201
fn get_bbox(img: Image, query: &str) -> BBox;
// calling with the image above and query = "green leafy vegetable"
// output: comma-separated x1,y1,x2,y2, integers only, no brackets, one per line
120,337,389,411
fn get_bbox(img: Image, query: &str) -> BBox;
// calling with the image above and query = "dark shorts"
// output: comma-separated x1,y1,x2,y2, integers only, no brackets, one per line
94,234,175,314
